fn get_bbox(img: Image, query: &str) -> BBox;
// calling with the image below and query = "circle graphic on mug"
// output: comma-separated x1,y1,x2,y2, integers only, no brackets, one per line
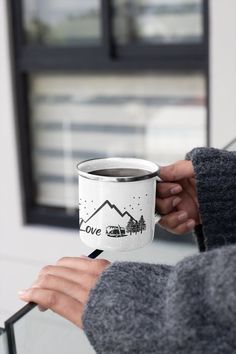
77,158,160,251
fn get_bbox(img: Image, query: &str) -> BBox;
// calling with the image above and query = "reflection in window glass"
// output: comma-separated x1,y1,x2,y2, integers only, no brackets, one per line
12,307,94,354
0,330,8,354
224,138,236,152
22,0,101,45
113,0,203,44
30,73,206,209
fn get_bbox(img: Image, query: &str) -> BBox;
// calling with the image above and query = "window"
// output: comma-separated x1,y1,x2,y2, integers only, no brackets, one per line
23,0,102,45
9,0,209,228
113,0,203,45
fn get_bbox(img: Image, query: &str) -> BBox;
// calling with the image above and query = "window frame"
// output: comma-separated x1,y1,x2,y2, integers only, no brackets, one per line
7,0,209,229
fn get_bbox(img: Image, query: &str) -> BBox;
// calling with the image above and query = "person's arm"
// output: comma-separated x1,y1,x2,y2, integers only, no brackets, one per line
18,147,236,353
83,244,236,354
186,147,236,251
156,147,236,252
83,262,172,354
19,241,236,353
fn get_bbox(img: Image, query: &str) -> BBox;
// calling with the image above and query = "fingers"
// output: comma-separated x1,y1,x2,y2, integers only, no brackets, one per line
27,267,97,313
33,273,92,304
38,265,94,288
159,211,195,235
55,257,94,272
159,160,194,182
18,257,111,325
172,220,195,234
31,258,110,305
156,196,182,215
156,182,182,198
19,287,83,328
55,257,110,275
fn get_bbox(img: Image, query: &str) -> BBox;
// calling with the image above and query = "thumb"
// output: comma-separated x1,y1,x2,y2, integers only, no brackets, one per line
159,160,194,182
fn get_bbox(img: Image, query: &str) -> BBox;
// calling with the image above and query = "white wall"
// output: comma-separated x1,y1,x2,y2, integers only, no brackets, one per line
210,0,236,147
1,0,234,348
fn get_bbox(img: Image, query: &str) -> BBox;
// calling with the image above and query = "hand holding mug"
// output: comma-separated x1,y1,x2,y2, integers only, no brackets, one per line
156,160,201,235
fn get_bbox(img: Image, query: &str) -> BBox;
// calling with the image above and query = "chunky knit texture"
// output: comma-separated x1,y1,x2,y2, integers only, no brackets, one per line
83,148,236,354
186,147,236,251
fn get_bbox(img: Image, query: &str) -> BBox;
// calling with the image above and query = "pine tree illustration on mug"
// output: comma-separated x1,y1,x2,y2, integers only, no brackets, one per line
139,215,146,233
126,215,146,235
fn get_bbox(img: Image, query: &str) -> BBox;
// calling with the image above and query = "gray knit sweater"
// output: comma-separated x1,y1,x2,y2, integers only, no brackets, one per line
83,147,236,354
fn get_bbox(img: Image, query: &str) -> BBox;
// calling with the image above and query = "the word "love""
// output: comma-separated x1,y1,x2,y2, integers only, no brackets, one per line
79,218,101,236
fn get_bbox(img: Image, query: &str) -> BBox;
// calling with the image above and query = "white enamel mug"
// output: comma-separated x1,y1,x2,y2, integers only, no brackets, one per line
77,157,160,251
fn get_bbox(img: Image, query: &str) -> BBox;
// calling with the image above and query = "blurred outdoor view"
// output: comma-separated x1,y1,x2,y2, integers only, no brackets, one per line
23,0,101,45
114,0,203,44
22,0,206,210
23,0,203,45
30,73,205,209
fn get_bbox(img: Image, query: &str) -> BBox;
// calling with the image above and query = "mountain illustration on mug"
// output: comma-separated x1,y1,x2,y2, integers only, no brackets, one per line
79,200,147,238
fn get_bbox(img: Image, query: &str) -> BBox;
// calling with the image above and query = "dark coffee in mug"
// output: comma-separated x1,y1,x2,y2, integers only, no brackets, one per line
89,168,150,178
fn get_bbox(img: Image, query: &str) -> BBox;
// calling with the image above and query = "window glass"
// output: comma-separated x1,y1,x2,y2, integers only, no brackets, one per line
224,138,236,151
22,0,101,45
0,330,8,354
30,73,206,209
10,307,94,354
113,0,203,44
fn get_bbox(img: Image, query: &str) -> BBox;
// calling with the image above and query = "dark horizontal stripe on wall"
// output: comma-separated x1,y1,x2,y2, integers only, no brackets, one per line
34,123,205,135
35,122,145,134
36,148,105,159
38,174,78,184
34,95,205,106
35,148,140,160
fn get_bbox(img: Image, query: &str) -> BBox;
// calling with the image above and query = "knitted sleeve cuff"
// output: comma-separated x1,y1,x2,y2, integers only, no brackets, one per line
82,261,172,354
186,147,236,251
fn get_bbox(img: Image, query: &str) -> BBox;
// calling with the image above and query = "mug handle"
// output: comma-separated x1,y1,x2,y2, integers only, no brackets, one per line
155,174,163,223
155,213,161,223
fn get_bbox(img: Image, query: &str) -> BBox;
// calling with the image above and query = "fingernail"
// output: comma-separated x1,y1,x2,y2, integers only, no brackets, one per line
38,305,47,312
171,186,182,195
18,289,27,295
18,289,29,299
172,197,181,207
80,255,90,259
178,212,188,221
186,220,195,229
